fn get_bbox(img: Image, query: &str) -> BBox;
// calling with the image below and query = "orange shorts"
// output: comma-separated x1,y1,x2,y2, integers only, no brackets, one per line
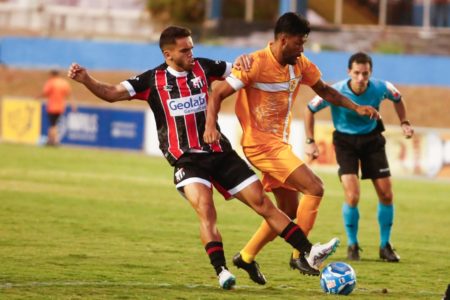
243,141,304,192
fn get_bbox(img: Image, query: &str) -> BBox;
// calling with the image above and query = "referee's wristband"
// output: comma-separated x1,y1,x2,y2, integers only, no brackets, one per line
400,120,410,126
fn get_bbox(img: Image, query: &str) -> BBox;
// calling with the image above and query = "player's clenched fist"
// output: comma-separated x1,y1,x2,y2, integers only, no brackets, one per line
203,125,221,144
67,63,88,83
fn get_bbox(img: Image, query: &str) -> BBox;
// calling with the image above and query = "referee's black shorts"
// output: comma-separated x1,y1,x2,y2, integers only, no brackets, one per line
173,151,258,200
333,130,391,180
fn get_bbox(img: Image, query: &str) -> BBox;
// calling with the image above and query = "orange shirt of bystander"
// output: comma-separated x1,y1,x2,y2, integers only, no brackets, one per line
43,77,71,114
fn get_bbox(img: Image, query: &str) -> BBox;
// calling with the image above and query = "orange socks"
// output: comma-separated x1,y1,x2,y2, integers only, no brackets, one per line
297,194,322,237
240,220,278,263
240,194,322,263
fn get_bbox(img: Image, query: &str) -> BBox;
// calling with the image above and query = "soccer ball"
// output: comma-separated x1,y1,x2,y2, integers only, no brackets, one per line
320,262,356,295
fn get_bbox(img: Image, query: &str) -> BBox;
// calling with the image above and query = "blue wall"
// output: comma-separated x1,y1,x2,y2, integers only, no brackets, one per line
1,36,449,86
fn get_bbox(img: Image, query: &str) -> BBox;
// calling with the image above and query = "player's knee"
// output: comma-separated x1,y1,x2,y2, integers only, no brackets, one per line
345,191,360,205
251,194,275,216
307,179,324,197
379,192,393,204
195,199,216,219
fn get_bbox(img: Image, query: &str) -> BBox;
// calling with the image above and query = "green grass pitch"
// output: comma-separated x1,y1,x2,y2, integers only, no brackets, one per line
0,143,449,299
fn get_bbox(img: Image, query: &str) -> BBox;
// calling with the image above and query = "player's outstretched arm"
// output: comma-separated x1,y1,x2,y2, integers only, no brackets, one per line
203,81,236,144
67,63,130,102
311,79,380,120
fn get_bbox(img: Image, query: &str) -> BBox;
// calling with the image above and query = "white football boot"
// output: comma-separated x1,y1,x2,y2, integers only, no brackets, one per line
218,267,236,290
307,237,340,270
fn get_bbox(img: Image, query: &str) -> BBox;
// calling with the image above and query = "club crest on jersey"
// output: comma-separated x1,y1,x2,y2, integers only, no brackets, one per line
163,84,173,92
167,93,207,116
190,76,205,89
289,78,300,92
175,168,185,183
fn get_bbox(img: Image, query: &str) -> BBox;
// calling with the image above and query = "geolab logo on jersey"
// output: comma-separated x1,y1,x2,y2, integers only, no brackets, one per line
167,93,207,116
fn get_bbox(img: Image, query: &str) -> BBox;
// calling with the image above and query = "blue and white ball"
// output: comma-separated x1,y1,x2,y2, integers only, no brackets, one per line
320,262,356,295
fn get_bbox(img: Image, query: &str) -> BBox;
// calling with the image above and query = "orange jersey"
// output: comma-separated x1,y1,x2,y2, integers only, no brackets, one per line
43,77,71,114
226,44,321,146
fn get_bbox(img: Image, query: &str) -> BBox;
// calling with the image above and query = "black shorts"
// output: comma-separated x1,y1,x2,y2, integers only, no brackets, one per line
47,113,62,126
333,130,390,180
173,151,258,200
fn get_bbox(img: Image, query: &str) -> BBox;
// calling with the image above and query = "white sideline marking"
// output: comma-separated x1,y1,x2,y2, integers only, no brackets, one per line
0,281,272,290
0,281,211,289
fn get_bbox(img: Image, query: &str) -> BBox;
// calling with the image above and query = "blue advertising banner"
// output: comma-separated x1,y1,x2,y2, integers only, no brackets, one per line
41,105,145,150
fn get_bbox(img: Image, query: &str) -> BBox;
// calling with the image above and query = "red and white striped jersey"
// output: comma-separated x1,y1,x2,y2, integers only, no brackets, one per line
121,58,233,165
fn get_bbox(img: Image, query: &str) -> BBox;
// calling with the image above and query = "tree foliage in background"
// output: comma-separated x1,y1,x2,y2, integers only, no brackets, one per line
222,0,278,21
147,0,206,24
147,0,278,24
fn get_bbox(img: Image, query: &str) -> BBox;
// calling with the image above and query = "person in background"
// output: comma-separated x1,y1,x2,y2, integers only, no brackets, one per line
39,69,75,146
304,52,414,262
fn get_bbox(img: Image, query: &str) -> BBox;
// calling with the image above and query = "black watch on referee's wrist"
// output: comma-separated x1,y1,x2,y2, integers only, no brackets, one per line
305,138,315,144
401,120,410,126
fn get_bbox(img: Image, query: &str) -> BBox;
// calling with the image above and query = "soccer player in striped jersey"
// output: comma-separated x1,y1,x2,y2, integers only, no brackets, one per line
204,13,379,284
304,52,414,262
68,25,340,289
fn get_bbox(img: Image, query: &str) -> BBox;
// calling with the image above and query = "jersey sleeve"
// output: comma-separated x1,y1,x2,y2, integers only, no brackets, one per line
197,58,232,81
384,81,402,103
225,53,260,91
120,69,153,100
299,54,322,87
308,95,330,113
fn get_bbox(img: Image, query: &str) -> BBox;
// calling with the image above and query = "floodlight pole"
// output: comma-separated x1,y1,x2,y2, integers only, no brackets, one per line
420,0,434,38
423,0,431,30
334,0,342,25
245,0,254,23
378,0,387,26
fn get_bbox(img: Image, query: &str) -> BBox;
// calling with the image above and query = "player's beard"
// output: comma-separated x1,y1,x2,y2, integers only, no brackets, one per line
174,57,194,72
285,55,298,65
285,52,301,65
